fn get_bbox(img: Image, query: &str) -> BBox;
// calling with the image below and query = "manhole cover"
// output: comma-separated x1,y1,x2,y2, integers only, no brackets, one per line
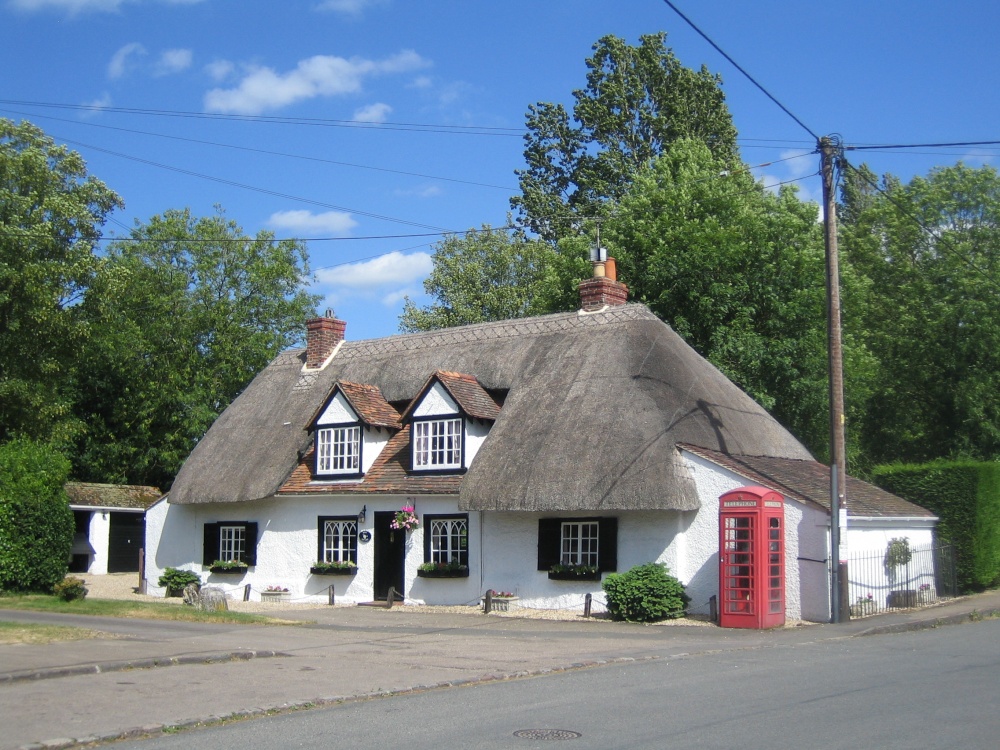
513,729,582,741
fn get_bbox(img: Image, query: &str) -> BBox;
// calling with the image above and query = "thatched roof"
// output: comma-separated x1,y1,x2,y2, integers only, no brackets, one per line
681,445,935,518
65,482,162,510
168,304,813,511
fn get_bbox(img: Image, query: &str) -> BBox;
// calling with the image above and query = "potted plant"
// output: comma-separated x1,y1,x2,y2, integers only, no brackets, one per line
310,560,358,575
391,505,419,532
417,560,469,578
481,589,519,612
157,567,202,597
260,585,290,603
548,563,601,581
209,559,249,574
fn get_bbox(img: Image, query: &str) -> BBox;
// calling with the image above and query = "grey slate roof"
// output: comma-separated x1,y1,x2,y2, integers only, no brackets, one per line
167,304,813,512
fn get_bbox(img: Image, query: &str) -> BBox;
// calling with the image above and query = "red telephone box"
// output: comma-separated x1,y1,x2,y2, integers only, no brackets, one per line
719,486,785,629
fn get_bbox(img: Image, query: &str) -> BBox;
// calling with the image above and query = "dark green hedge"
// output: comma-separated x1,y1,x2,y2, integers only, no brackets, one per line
0,439,75,592
872,460,1000,592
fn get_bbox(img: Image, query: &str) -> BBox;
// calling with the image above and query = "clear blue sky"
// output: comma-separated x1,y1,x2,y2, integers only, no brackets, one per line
3,0,998,341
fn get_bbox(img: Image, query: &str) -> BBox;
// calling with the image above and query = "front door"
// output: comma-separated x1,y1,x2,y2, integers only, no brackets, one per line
373,511,405,600
108,512,145,573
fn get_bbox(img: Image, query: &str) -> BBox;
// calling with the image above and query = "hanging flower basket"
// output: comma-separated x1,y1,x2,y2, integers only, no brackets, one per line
391,505,419,532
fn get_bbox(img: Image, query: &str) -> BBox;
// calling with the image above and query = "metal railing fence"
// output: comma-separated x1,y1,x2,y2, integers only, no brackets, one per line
847,544,956,618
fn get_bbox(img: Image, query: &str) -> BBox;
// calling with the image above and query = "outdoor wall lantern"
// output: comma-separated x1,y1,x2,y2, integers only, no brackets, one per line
358,505,367,525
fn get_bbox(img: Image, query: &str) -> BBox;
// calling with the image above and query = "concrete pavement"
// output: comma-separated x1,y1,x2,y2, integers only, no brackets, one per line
2,591,999,750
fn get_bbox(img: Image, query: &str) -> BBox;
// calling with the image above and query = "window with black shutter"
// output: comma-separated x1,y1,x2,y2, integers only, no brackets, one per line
202,521,258,566
537,517,617,572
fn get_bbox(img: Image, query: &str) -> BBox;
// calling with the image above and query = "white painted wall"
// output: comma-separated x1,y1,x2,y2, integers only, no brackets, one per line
88,511,111,575
413,383,458,417
316,392,357,425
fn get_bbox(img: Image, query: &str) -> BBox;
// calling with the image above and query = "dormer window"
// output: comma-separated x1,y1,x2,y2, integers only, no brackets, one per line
413,417,463,469
317,425,360,475
308,381,401,481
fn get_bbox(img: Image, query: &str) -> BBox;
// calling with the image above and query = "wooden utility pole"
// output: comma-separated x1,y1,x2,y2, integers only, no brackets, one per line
820,136,849,623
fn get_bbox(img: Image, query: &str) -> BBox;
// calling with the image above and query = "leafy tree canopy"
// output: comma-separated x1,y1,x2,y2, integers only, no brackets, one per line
513,32,738,241
0,119,122,447
72,207,320,488
399,223,561,332
841,161,1000,464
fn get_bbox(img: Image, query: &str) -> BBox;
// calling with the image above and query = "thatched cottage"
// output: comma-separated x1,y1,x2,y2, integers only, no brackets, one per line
145,270,935,621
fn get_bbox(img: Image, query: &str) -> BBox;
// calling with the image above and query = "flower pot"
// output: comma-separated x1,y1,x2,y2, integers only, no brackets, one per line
548,570,601,582
310,566,357,576
260,591,290,603
482,596,518,612
417,568,469,578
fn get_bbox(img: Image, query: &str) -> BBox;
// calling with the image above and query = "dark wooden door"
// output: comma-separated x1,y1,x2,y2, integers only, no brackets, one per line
373,511,405,600
108,512,145,573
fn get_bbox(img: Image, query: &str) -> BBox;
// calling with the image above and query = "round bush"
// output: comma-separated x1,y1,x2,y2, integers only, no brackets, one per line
53,575,88,601
602,562,690,623
0,439,75,593
158,567,202,594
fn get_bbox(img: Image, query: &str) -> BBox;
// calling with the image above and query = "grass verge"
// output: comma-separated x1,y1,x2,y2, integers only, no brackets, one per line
0,596,300,625
0,620,112,645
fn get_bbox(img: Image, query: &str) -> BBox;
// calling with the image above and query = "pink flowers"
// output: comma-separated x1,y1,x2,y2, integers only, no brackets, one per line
391,505,419,531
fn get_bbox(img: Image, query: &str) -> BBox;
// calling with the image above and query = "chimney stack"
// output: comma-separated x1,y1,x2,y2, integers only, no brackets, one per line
305,309,346,369
579,257,628,312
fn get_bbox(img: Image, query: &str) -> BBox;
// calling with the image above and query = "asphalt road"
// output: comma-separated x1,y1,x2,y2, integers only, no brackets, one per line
110,618,1000,750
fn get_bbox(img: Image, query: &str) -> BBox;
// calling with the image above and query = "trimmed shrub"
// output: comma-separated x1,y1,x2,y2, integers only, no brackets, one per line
53,575,88,601
0,439,75,592
873,460,1000,592
602,562,689,623
158,567,202,594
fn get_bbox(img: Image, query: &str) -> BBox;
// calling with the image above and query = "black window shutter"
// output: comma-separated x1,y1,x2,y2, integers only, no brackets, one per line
599,517,618,572
316,518,326,563
537,518,561,571
423,519,432,563
243,522,258,566
203,523,218,566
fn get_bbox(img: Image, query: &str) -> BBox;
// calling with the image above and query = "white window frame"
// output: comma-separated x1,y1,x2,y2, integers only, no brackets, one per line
321,518,358,564
429,517,468,566
413,417,463,470
560,521,599,567
219,525,246,563
316,425,361,475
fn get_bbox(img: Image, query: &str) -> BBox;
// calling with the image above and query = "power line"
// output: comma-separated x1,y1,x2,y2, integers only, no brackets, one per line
0,99,523,137
660,0,820,141
0,107,516,192
848,140,1000,152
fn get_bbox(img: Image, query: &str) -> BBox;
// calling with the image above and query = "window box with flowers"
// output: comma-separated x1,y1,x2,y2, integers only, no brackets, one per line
310,560,358,575
260,585,289,603
209,559,249,574
548,563,601,581
417,561,469,578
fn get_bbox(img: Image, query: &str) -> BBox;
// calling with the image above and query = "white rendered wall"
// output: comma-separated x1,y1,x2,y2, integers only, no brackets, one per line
464,419,491,466
845,518,939,606
413,383,458,417
88,511,111,575
316,392,357,425
145,494,482,605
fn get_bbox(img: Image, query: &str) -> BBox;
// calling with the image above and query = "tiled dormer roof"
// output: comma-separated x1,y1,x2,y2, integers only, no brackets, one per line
400,370,501,423
680,444,935,519
335,381,401,429
280,425,461,495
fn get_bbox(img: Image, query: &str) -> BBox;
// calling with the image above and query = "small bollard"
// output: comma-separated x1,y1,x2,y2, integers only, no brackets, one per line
328,584,336,605
709,594,718,623
584,592,592,618
243,583,251,602
484,589,493,614
386,587,395,608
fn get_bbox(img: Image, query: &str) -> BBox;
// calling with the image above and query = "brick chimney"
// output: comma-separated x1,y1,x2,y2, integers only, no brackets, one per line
305,309,346,369
579,257,628,312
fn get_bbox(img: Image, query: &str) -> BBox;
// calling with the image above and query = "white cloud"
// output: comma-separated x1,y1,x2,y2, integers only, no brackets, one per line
81,92,112,113
268,210,357,235
205,59,235,82
409,75,433,89
315,251,432,290
315,0,387,16
107,42,146,79
154,48,192,76
353,102,391,123
8,0,204,11
203,50,430,115
381,286,421,306
394,184,442,199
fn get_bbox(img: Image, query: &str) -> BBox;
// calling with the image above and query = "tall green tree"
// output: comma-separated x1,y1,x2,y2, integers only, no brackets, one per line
841,162,1000,464
400,224,560,332
513,33,738,241
73,208,320,488
602,140,874,459
0,119,122,447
